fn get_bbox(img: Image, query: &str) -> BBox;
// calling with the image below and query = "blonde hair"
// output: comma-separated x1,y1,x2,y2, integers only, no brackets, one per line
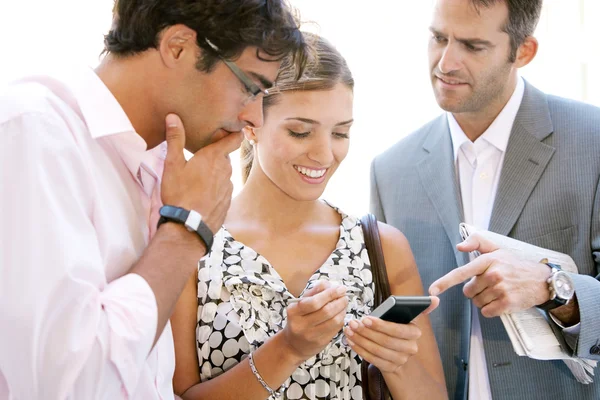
240,32,354,183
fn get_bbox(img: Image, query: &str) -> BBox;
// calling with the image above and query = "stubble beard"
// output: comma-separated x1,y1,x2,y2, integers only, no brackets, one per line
433,62,513,115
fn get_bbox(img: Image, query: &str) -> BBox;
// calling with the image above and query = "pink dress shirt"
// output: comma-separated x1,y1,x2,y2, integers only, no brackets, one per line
0,68,175,400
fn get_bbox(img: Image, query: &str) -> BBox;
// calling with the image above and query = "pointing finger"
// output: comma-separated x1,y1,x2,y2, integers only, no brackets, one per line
422,295,440,315
429,257,491,296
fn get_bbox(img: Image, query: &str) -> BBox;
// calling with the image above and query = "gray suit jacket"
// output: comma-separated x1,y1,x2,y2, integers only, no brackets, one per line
370,82,600,399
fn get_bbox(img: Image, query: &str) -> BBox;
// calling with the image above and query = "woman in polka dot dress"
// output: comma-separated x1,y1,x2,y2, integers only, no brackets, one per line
171,33,447,400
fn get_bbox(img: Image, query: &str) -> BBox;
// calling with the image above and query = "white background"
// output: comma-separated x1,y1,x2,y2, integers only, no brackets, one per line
1,0,598,216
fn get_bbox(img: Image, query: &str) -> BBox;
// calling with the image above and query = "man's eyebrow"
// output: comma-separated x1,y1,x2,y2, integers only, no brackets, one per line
248,72,274,89
429,27,494,47
457,37,494,47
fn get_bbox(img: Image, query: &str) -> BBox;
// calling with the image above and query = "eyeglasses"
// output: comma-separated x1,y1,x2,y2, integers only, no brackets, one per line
205,38,269,105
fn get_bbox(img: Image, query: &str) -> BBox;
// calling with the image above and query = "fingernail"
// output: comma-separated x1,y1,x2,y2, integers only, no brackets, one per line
346,338,355,346
166,114,178,128
336,286,346,295
430,287,439,296
349,320,359,330
362,317,372,327
344,327,354,337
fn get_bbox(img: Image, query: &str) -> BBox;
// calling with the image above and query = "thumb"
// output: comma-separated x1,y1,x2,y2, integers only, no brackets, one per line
164,113,186,169
456,232,498,254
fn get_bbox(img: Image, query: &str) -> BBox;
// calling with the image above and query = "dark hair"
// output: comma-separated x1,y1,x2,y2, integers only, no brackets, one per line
104,0,307,73
240,32,354,183
470,0,542,62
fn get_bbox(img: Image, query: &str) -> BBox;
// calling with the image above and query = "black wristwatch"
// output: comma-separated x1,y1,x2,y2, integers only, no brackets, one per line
157,205,214,251
536,262,575,311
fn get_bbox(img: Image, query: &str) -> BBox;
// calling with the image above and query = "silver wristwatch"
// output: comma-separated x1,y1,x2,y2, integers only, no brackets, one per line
536,262,575,311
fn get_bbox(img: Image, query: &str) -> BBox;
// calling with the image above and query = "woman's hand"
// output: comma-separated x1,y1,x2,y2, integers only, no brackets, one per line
281,280,349,363
344,297,440,373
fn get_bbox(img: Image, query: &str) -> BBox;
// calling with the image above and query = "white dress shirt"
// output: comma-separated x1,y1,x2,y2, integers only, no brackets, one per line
448,77,525,400
0,68,174,399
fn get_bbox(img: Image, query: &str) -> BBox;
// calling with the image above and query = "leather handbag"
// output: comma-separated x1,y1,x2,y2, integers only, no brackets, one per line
360,214,392,400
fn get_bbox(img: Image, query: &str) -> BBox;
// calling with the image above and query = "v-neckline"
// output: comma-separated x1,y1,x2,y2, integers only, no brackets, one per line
221,206,348,299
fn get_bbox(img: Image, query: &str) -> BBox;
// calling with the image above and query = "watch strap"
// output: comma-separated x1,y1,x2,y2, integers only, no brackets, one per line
157,205,214,251
537,297,567,311
545,262,562,272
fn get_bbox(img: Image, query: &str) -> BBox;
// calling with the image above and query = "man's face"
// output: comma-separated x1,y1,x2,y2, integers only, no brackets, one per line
169,46,280,153
428,0,516,115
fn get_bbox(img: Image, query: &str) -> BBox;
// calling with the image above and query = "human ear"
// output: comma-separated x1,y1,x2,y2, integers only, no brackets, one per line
514,36,538,68
158,24,197,67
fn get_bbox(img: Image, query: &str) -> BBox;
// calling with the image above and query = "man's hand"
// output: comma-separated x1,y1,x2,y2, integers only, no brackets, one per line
429,233,552,317
160,114,243,234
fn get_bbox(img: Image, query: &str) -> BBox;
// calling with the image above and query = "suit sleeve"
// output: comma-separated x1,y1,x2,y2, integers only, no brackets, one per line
369,157,386,223
570,175,600,360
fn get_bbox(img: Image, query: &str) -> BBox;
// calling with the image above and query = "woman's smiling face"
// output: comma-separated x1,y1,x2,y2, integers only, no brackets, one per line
250,83,354,201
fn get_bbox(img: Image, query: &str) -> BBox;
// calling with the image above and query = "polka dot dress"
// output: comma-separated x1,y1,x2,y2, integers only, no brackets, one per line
197,204,375,399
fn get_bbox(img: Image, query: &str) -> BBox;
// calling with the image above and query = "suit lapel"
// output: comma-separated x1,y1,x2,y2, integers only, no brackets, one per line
489,82,556,235
417,116,469,268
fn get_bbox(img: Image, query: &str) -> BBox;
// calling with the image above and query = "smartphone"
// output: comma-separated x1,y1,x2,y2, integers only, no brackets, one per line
369,296,431,324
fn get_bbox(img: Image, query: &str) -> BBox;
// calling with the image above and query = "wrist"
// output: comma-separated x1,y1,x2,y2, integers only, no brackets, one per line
536,262,554,304
549,295,580,326
272,332,305,368
383,365,405,381
158,205,214,251
156,221,207,256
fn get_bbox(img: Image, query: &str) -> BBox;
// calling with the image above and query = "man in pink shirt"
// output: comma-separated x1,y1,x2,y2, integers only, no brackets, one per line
0,1,307,399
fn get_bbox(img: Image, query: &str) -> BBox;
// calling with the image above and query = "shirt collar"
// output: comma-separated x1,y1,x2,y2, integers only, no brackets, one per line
68,68,139,141
67,68,167,182
448,76,525,162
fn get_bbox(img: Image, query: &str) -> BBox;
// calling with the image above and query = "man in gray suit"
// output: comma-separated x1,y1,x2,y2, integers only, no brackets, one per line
370,0,600,398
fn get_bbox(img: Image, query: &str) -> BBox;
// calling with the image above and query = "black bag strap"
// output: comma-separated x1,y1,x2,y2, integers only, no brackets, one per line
360,214,392,400
361,214,392,307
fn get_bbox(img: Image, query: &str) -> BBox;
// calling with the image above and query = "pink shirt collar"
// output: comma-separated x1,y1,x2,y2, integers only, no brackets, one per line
68,68,166,181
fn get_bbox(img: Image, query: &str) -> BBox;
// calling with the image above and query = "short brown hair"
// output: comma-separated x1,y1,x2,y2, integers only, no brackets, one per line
470,0,542,62
240,32,354,183
104,0,307,73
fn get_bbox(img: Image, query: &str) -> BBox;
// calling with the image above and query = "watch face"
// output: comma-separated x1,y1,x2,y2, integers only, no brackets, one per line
553,271,575,300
